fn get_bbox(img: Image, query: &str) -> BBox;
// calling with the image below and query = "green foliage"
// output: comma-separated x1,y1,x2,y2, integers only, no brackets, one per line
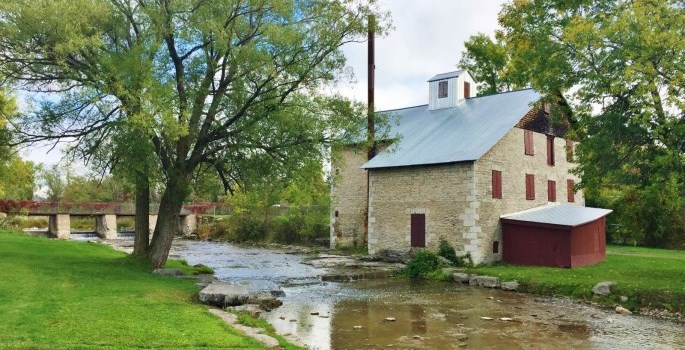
468,245,685,313
232,311,306,350
405,250,441,279
494,0,685,248
0,229,265,349
0,90,35,200
458,33,521,95
437,238,459,265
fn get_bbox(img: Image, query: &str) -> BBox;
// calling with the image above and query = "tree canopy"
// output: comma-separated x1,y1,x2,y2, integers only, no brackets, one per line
0,90,35,200
491,0,685,247
0,0,388,266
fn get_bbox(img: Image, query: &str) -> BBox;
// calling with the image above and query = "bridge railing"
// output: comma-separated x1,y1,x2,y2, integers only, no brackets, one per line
0,200,232,216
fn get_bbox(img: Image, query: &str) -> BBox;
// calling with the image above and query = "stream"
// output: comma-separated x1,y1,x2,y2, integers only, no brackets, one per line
169,239,685,350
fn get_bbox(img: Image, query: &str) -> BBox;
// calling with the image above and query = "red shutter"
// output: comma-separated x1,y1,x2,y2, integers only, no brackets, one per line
464,82,471,99
547,136,555,166
526,174,535,200
548,180,556,202
567,179,575,202
524,130,534,155
566,140,574,162
410,214,426,247
492,170,502,199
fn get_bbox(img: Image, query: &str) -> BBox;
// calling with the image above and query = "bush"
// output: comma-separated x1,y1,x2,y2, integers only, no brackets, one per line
437,238,459,265
405,250,441,279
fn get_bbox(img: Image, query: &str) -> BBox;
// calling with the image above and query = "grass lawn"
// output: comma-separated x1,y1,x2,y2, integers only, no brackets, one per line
467,245,685,313
0,229,267,350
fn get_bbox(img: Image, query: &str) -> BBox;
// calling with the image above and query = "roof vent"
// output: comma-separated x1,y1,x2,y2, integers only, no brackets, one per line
427,70,477,110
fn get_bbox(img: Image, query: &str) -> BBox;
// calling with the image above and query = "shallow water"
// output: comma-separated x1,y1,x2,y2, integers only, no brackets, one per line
170,240,684,350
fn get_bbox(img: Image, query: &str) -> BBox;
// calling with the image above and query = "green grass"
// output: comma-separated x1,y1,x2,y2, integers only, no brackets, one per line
0,229,264,350
467,245,685,313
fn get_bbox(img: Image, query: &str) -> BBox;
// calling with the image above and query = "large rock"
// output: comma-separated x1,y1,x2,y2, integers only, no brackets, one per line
592,281,615,296
373,249,412,264
469,275,500,288
199,282,249,307
246,292,283,311
453,272,471,284
153,268,185,276
501,281,520,291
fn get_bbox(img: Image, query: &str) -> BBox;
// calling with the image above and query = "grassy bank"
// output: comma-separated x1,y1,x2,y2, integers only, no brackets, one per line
467,245,685,314
0,229,267,350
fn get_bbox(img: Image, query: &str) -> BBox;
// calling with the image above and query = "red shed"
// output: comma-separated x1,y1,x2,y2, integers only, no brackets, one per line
500,204,612,268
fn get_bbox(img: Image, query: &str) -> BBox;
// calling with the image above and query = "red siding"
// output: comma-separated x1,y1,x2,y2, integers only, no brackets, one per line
492,170,502,199
502,222,571,267
567,179,575,202
410,214,425,247
548,180,556,202
464,82,471,99
526,174,535,200
569,217,606,267
524,130,534,155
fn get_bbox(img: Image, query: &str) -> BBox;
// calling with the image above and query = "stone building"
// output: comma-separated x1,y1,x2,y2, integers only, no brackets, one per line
331,71,606,265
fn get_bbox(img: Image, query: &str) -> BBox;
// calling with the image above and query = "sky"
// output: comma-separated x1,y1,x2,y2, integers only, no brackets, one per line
20,0,508,170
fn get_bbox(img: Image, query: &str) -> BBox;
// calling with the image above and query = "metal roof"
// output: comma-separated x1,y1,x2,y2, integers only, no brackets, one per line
362,89,541,169
427,70,464,82
500,204,613,228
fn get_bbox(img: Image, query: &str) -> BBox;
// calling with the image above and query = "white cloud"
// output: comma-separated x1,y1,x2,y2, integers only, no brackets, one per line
337,0,507,110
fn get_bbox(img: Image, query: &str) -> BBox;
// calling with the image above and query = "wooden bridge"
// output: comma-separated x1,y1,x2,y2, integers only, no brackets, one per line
0,200,230,240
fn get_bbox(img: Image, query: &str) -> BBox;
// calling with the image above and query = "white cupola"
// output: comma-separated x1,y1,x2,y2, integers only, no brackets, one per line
428,70,478,110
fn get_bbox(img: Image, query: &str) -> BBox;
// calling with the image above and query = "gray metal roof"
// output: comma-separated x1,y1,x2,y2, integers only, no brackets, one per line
362,89,541,169
427,70,464,82
500,204,613,227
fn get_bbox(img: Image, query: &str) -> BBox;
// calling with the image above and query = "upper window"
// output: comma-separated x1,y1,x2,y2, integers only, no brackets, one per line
438,81,448,98
566,140,574,162
547,136,555,166
492,170,502,199
524,130,534,155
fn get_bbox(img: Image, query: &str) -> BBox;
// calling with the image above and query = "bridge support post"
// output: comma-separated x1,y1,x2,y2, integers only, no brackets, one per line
96,214,118,239
48,214,71,239
179,214,197,236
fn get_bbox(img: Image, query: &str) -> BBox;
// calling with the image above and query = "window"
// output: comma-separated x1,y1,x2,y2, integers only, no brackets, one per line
410,214,426,247
491,170,502,199
524,130,534,155
334,210,339,217
548,180,556,202
547,136,555,166
438,81,448,98
567,179,575,202
566,140,574,162
526,174,535,200
464,82,471,99
493,241,499,254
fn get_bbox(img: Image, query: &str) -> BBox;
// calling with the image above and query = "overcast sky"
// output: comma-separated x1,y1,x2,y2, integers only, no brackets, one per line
21,0,508,169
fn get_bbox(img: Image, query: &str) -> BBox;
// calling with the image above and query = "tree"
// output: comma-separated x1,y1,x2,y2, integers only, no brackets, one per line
0,0,387,267
457,33,519,95
498,0,685,247
0,90,35,200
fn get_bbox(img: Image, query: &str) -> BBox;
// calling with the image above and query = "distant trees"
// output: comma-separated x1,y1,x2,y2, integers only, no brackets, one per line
459,0,685,247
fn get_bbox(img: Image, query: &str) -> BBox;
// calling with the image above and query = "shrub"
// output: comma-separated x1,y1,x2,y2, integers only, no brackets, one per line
437,238,459,265
405,250,441,279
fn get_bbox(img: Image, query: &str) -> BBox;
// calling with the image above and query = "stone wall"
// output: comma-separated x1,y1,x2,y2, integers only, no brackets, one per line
367,163,474,255
474,127,584,263
330,146,369,248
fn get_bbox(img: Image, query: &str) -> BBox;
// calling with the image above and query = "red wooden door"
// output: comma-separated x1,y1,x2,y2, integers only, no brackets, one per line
411,214,425,247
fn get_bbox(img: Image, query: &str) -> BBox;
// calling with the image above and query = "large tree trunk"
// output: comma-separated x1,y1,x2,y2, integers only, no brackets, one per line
132,170,150,258
148,174,188,268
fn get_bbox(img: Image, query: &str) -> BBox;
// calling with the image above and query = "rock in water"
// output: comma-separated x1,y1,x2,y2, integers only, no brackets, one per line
469,275,501,288
453,272,470,284
198,282,249,307
501,281,519,291
615,306,632,315
480,317,494,320
592,281,615,296
384,317,396,322
246,292,283,311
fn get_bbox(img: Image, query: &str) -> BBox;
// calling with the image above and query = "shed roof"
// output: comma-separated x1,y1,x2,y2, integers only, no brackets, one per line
362,89,541,169
427,70,464,82
500,204,612,228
